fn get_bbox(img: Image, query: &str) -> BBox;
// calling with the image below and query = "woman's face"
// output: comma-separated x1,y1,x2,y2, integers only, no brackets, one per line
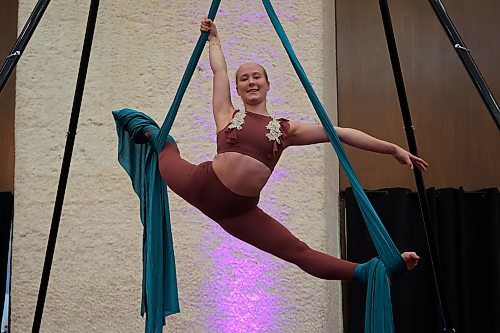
235,63,270,105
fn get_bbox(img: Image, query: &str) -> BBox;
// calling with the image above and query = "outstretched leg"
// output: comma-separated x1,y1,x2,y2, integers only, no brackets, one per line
217,207,358,280
158,140,199,201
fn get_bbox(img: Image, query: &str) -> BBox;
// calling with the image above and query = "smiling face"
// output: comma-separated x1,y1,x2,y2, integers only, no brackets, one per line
235,62,270,106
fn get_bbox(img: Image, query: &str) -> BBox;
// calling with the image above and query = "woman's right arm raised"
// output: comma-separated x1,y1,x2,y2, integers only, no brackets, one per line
200,19,233,127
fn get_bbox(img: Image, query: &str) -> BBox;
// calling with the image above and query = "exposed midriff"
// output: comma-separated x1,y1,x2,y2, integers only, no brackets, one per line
212,151,271,197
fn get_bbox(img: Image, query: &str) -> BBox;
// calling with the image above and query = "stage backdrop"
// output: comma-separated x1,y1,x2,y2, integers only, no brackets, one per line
0,0,16,193
0,193,14,329
342,187,500,333
336,0,500,190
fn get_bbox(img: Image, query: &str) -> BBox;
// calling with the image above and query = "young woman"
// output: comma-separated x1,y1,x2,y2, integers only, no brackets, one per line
153,18,424,280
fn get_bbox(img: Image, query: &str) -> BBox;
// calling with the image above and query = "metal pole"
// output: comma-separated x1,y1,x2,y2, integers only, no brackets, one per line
0,0,52,94
377,0,456,332
428,0,500,130
32,0,100,331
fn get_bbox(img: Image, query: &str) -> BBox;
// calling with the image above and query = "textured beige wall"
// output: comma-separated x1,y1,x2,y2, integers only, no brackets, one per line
12,1,340,332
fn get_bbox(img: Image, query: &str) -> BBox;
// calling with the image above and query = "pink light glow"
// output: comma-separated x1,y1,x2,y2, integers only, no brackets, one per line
196,131,292,331
194,2,299,330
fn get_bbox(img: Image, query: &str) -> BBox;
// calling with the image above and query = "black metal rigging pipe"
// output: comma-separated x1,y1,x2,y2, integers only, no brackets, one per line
428,0,500,130
0,0,52,95
32,0,100,331
377,0,455,332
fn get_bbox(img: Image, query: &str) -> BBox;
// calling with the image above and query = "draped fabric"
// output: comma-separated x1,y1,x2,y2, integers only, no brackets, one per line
343,187,500,333
262,1,405,332
113,109,179,333
113,2,221,332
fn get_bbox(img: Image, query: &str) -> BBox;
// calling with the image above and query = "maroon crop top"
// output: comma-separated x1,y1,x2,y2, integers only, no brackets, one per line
216,110,290,170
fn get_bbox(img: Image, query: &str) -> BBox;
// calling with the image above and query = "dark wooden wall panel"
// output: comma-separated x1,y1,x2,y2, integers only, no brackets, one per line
336,0,499,190
0,1,17,192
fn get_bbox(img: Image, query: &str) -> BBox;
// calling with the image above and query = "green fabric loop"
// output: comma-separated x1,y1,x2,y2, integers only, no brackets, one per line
262,1,405,332
354,258,395,333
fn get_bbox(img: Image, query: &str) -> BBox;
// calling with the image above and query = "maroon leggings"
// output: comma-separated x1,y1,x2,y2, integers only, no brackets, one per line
158,141,357,280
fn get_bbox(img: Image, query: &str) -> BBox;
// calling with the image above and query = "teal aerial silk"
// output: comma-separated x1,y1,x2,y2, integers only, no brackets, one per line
113,109,178,333
113,0,405,332
113,2,221,333
262,1,406,332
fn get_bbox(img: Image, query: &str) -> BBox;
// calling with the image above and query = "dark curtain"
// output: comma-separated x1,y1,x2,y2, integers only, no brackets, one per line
342,187,500,333
0,192,13,326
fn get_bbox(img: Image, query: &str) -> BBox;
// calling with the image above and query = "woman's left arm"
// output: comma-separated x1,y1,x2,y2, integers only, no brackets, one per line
285,122,429,171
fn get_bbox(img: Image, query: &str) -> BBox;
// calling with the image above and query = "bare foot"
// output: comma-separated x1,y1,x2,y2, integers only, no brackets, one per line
401,252,420,270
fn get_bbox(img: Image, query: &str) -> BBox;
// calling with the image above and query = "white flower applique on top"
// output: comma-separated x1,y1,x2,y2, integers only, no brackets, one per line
265,117,282,144
227,110,246,130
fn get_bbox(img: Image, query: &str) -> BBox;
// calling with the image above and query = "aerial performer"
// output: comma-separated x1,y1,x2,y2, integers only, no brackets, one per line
113,12,428,332
150,18,425,279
